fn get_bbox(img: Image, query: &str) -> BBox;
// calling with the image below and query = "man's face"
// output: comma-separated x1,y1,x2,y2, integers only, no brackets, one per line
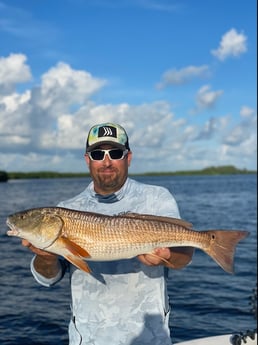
85,144,132,195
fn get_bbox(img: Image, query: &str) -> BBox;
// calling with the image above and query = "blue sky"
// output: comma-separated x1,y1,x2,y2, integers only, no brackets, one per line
0,0,257,173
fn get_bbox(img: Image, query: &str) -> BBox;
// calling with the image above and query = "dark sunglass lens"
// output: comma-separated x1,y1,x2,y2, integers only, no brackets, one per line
109,149,124,159
90,150,105,160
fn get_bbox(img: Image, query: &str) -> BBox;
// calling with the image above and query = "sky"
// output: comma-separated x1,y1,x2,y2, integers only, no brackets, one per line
0,0,257,173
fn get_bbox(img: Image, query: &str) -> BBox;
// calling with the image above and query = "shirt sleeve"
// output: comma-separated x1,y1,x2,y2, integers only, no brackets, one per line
30,255,66,287
153,186,181,218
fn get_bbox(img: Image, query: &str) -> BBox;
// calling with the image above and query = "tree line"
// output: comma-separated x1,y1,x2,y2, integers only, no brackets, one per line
0,165,256,182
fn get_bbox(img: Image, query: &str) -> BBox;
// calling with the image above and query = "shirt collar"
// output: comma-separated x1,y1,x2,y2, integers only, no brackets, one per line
89,178,129,203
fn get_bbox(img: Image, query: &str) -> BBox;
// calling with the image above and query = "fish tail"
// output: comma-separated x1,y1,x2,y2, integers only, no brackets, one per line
203,230,249,274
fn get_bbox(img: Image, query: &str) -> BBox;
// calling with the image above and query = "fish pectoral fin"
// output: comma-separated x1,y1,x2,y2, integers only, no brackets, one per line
60,236,91,258
66,254,91,273
58,237,92,273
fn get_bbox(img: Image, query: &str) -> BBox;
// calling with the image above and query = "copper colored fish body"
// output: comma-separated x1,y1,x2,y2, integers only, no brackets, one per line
6,207,249,274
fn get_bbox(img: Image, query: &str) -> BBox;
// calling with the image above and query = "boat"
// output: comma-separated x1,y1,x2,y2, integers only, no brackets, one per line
175,332,257,345
175,284,257,345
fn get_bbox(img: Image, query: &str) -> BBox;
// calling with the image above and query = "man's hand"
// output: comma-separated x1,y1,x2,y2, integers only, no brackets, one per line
22,239,60,278
138,246,194,269
22,239,57,259
137,247,171,266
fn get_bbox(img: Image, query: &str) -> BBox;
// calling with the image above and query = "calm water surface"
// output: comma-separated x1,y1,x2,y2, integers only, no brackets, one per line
0,174,256,344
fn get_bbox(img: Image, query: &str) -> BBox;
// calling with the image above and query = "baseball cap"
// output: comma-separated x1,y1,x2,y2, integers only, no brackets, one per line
86,123,130,152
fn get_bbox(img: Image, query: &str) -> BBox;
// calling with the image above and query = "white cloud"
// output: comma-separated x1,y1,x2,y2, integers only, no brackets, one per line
0,89,30,112
194,117,217,140
240,105,256,118
0,53,256,173
32,62,106,115
223,108,257,146
220,133,257,168
0,54,31,94
191,84,224,114
156,65,210,89
211,28,247,61
0,54,107,154
0,90,32,144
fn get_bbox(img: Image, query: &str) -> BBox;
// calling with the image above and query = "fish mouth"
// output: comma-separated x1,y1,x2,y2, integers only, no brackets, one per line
6,219,20,236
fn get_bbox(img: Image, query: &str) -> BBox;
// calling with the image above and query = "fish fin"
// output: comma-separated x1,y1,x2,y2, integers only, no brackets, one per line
60,236,91,258
65,254,91,273
57,237,92,273
203,230,249,274
118,213,193,229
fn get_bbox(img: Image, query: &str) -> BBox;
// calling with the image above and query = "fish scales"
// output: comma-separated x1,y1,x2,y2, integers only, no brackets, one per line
59,209,204,250
6,206,249,274
55,209,223,260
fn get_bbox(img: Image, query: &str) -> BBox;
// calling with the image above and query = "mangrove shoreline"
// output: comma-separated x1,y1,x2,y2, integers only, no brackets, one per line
0,165,256,182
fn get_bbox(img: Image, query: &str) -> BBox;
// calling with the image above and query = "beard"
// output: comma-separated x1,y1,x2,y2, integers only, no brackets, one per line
94,167,124,193
89,160,129,195
98,173,119,189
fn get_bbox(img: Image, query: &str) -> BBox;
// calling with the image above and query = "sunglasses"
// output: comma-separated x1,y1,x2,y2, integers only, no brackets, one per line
88,149,128,161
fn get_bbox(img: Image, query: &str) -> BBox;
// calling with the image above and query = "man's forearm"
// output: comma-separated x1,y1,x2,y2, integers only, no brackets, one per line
33,255,61,278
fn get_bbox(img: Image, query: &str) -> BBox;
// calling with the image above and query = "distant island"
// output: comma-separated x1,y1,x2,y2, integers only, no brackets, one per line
0,170,8,182
0,165,256,182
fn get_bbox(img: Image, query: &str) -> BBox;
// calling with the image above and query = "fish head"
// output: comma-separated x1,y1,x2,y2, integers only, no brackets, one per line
6,208,63,249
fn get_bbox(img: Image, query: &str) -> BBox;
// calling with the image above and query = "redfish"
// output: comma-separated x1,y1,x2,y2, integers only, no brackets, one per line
6,207,249,274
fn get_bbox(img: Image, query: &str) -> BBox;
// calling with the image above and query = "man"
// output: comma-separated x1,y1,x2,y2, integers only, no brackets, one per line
23,122,194,345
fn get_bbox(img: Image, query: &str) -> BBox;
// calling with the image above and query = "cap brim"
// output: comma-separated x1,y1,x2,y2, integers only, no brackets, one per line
86,141,126,152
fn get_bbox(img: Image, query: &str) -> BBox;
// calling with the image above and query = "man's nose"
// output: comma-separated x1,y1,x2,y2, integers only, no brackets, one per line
102,153,112,164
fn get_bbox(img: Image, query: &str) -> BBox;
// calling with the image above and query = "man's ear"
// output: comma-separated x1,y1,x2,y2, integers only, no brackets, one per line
84,154,90,166
127,151,132,166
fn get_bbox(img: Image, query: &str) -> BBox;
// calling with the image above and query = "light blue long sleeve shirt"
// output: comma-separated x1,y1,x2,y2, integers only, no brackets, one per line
31,177,180,345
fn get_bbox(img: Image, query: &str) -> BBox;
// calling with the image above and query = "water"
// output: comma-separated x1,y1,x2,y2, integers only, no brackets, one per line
0,175,256,344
